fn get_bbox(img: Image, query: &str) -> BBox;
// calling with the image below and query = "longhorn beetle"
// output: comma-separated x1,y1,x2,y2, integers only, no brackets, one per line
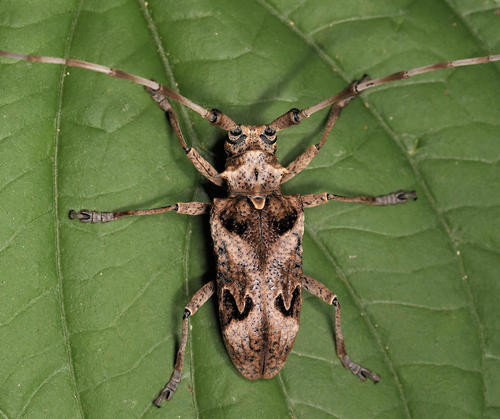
1,49,498,407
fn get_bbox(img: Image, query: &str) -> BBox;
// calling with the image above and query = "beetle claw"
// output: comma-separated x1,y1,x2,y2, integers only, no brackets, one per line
341,355,380,383
68,209,114,223
396,190,418,202
358,367,380,383
153,369,182,407
68,209,92,223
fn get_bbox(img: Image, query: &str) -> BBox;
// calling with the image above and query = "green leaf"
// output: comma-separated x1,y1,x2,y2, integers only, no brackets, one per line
1,0,499,418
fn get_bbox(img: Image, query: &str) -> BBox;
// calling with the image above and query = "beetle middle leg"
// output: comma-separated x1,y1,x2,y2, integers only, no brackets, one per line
69,201,210,223
154,280,215,407
302,275,380,383
302,190,417,207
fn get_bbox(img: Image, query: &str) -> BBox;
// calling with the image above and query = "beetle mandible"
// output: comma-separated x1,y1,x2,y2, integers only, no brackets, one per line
1,49,498,407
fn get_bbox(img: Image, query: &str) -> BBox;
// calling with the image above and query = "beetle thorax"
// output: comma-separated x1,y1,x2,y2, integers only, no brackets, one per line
221,151,287,198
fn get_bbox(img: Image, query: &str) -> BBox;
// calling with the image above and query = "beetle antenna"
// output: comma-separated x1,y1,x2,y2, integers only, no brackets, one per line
269,54,500,131
0,49,238,130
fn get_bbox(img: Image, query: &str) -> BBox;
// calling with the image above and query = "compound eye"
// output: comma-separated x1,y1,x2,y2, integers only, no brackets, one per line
229,127,242,137
227,126,247,145
260,126,277,145
264,127,276,136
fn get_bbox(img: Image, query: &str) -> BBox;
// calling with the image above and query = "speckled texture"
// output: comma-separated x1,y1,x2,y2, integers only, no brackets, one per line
201,124,306,378
211,193,304,379
222,150,286,196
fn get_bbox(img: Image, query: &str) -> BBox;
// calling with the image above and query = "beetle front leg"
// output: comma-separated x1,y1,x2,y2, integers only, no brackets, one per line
69,201,210,223
280,98,349,184
154,281,215,407
280,78,368,184
302,276,380,383
147,87,227,187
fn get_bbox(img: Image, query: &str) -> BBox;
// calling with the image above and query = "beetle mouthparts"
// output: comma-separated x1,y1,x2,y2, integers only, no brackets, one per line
249,196,266,210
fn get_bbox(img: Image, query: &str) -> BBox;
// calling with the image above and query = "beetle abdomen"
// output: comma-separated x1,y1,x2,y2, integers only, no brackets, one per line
221,285,301,379
210,194,304,379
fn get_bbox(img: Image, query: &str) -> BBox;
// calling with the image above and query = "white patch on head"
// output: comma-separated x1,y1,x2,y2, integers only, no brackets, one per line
222,151,287,195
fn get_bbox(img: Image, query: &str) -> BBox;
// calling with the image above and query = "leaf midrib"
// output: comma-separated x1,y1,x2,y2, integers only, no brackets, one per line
138,1,205,416
53,0,85,418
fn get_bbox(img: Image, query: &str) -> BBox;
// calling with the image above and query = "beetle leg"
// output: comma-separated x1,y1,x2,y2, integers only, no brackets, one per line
301,190,417,208
154,281,215,407
281,77,368,184
302,275,380,383
147,87,224,186
314,75,370,150
314,78,367,150
69,201,209,223
280,98,348,184
268,79,358,132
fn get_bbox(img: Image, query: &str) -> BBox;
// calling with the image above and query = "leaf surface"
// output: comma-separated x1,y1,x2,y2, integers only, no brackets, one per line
1,0,499,418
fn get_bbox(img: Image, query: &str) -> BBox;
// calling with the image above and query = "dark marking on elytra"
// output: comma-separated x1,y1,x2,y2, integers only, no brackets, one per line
275,287,300,317
273,211,298,235
217,270,233,283
223,289,253,325
220,211,247,236
295,237,302,255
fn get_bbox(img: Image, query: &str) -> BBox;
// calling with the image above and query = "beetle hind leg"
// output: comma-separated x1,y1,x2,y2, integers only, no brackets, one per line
154,281,215,407
302,276,380,383
333,295,380,383
154,368,182,405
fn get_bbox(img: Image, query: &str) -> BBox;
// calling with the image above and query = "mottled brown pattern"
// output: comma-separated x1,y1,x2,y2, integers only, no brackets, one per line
281,145,318,183
222,150,286,196
30,47,479,403
186,148,224,186
211,194,304,379
176,201,210,215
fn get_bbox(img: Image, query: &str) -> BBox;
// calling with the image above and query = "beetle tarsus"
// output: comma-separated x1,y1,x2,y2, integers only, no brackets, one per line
375,190,417,205
68,209,91,222
341,355,380,383
68,210,114,223
154,369,182,407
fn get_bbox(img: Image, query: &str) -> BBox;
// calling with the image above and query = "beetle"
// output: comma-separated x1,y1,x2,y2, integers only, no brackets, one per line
1,49,498,408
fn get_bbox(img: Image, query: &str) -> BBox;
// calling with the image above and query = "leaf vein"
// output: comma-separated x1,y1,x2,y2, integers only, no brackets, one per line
277,373,297,419
0,290,52,327
139,2,203,416
365,300,468,312
16,366,68,419
309,12,406,36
